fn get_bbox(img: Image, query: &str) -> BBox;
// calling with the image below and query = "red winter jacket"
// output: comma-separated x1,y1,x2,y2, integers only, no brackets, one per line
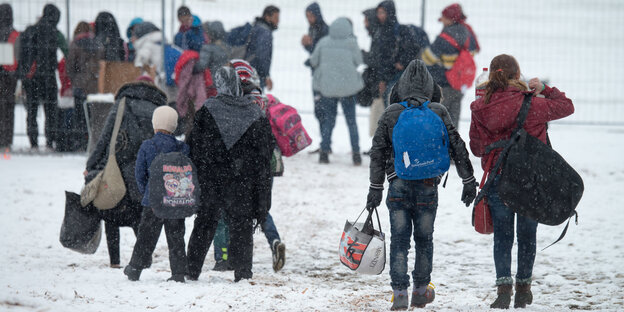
469,84,574,171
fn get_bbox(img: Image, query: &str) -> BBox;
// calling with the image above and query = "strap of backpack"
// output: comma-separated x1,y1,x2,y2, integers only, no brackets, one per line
515,93,533,132
541,211,578,251
107,97,126,162
439,32,460,51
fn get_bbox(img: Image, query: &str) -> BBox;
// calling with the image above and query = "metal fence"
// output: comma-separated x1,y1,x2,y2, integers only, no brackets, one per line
8,0,624,126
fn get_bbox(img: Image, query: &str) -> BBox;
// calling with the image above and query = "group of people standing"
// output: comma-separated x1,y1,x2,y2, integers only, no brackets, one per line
3,1,578,310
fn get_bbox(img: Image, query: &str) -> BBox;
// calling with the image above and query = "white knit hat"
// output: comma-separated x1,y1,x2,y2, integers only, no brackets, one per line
152,106,178,133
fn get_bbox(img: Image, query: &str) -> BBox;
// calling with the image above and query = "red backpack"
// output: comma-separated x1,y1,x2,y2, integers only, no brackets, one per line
266,94,312,157
440,32,476,91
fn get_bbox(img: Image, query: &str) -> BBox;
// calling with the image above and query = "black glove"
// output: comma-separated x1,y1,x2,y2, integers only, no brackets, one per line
461,179,478,207
366,187,383,210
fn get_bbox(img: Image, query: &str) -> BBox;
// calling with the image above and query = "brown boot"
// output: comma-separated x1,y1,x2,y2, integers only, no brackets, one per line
490,284,513,309
514,283,533,308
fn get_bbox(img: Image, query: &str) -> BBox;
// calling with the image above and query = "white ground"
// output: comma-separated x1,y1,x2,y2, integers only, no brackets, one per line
2,0,624,310
1,117,623,311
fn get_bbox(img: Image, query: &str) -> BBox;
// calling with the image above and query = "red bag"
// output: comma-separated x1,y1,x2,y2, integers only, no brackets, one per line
266,94,312,157
440,32,476,91
473,154,494,234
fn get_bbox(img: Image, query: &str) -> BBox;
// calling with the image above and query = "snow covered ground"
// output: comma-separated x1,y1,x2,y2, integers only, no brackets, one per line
1,117,624,311
2,0,623,310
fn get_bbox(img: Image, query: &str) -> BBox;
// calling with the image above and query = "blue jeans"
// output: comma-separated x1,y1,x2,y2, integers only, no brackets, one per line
261,213,281,246
317,96,359,153
488,178,538,285
386,178,438,290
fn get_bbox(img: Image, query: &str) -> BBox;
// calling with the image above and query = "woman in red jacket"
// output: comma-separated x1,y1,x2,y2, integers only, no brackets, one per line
469,54,574,309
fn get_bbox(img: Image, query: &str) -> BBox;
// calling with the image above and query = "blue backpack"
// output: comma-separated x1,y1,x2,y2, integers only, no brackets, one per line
392,101,451,180
164,44,183,86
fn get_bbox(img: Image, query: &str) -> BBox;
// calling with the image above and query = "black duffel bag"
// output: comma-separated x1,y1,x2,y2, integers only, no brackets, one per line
474,93,584,248
60,191,102,254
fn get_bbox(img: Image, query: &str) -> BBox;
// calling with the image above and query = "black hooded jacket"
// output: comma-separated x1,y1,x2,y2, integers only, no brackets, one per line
94,12,126,61
187,67,274,223
85,82,168,202
369,60,474,186
17,4,62,78
368,0,399,83
0,4,14,42
304,2,329,54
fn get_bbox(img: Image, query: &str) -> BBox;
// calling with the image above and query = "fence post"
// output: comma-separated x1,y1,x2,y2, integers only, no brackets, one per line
421,0,426,30
66,0,70,42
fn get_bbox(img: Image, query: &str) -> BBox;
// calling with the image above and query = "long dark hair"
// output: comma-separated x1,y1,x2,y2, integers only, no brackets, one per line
484,54,524,104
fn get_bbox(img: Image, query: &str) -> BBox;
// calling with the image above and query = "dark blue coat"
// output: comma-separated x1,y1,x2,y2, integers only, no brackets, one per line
174,15,205,51
135,132,190,206
247,18,274,80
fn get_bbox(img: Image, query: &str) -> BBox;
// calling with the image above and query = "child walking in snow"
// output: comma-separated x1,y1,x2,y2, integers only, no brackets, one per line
124,106,190,282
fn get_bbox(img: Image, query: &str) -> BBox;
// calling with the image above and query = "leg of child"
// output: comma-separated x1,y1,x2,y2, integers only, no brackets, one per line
128,207,164,272
163,218,187,281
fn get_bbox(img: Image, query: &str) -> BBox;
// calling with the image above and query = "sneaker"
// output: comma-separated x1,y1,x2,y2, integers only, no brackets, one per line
353,153,362,166
319,151,329,164
411,283,435,308
390,289,409,311
271,239,286,272
123,265,141,281
167,274,185,283
212,260,233,271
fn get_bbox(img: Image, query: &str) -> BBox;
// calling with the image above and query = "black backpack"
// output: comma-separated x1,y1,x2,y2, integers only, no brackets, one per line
475,93,584,248
148,150,200,219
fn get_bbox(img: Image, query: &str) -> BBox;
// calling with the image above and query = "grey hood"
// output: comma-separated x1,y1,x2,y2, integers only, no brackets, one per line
389,59,434,105
329,17,352,40
204,66,263,150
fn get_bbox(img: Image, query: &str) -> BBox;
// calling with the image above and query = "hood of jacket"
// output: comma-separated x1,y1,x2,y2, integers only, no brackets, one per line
306,2,325,26
362,8,378,36
329,17,352,40
40,4,60,27
0,4,12,29
389,60,434,105
95,12,121,39
133,22,160,40
377,0,398,27
126,17,143,40
0,4,13,42
203,21,226,41
115,81,167,107
204,66,264,150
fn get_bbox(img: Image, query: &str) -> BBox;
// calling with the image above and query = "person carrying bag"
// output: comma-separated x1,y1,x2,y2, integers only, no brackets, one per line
469,54,576,309
80,98,127,209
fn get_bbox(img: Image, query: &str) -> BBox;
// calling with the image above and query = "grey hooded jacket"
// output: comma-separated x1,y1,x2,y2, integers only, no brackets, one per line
369,60,474,188
310,17,364,98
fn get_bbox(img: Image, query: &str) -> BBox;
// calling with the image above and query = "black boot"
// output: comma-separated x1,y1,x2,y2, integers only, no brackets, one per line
319,151,329,164
352,152,362,166
234,269,253,282
514,283,533,308
490,284,513,309
123,265,142,281
167,274,185,283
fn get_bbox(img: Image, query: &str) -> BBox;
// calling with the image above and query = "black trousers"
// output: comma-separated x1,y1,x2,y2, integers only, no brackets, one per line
0,73,17,147
129,206,188,276
23,75,58,148
187,208,254,279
